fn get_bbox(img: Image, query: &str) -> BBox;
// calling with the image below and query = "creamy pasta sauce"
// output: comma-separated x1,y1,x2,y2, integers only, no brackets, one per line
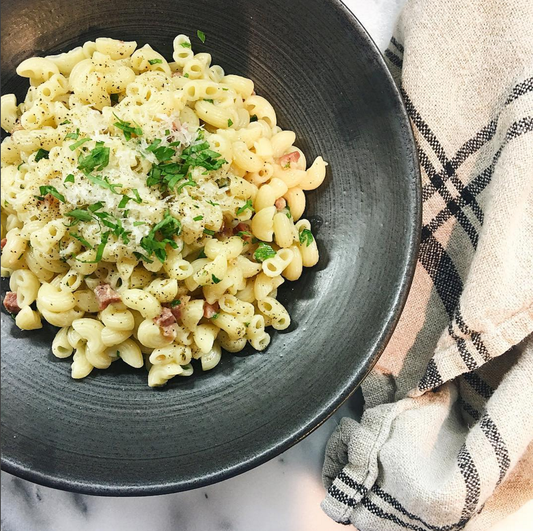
0,35,327,387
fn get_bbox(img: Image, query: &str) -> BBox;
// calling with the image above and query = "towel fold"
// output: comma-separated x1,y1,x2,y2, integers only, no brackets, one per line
322,0,533,528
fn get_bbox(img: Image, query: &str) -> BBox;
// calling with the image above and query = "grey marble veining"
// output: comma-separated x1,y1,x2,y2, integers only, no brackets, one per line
1,1,407,529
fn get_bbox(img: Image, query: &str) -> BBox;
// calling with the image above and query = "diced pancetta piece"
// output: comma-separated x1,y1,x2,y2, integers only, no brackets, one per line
93,284,122,310
3,292,20,314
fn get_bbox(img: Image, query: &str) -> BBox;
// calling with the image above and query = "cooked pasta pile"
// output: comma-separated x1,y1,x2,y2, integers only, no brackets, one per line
0,35,327,387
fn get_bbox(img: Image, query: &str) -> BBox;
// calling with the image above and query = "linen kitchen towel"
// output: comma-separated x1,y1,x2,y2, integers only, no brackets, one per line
322,0,533,529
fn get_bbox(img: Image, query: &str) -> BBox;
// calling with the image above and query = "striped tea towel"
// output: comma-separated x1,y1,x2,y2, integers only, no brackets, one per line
321,0,533,529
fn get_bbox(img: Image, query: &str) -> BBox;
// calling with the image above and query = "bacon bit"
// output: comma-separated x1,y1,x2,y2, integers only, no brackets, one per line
203,301,219,319
278,151,300,169
43,194,59,209
154,307,176,328
172,120,182,131
93,284,122,310
170,295,190,320
3,292,20,314
1,238,7,250
153,308,177,339
275,197,287,211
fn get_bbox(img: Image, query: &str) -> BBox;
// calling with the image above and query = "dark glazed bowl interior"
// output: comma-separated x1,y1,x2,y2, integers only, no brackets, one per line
1,0,420,495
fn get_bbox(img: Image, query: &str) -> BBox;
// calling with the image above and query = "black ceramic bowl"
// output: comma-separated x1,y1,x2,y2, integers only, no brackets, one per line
1,0,420,495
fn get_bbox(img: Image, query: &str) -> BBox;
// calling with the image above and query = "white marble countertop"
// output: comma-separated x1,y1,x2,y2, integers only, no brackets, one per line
1,1,406,529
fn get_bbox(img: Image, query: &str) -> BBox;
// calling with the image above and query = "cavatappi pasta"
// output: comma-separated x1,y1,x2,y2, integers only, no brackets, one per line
0,35,327,387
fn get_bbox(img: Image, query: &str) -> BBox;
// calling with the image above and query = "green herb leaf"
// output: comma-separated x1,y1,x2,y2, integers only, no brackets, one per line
227,118,233,127
148,58,163,65
236,199,254,215
113,113,142,141
206,200,219,207
118,195,131,208
250,114,258,122
89,202,104,212
204,99,214,104
170,299,182,307
180,42,191,48
212,274,221,284
203,228,215,236
35,185,65,203
69,232,94,249
193,215,203,221
152,145,175,162
131,188,142,203
133,221,146,226
183,73,189,78
60,119,71,125
69,137,91,151
110,93,119,104
254,242,276,262
237,230,252,240
176,177,198,193
285,205,292,218
85,174,122,194
78,145,110,173
65,128,80,140
197,248,207,259
133,251,154,263
139,211,182,263
66,208,94,222
64,174,75,184
197,30,206,43
211,312,219,320
34,148,50,162
146,139,162,152
299,228,314,247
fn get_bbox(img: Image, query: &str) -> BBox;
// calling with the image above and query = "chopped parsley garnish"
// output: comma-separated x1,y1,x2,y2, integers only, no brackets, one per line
197,248,207,258
148,58,163,65
118,189,142,208
236,199,254,215
34,148,49,162
34,185,65,203
197,30,206,43
89,202,104,212
211,312,219,320
113,114,142,141
165,129,171,136
212,274,221,284
64,174,75,184
65,209,94,223
170,299,182,307
139,211,182,263
203,228,215,236
207,200,219,207
133,221,146,226
85,174,122,194
152,145,175,162
169,140,181,147
116,351,121,358
78,144,110,173
286,205,292,218
69,137,91,151
193,215,203,221
254,242,276,262
60,119,71,125
110,93,120,104
237,230,252,240
183,73,190,78
299,229,314,246
250,114,258,122
176,177,198,193
204,99,214,104
65,128,80,140
69,232,93,248
133,251,154,263
227,119,233,127
146,139,162,152
180,42,191,48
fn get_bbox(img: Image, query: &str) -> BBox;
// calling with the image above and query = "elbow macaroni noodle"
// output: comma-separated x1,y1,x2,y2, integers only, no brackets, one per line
1,35,327,387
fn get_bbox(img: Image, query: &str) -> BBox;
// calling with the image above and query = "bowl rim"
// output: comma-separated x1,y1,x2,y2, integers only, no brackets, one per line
1,0,421,496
